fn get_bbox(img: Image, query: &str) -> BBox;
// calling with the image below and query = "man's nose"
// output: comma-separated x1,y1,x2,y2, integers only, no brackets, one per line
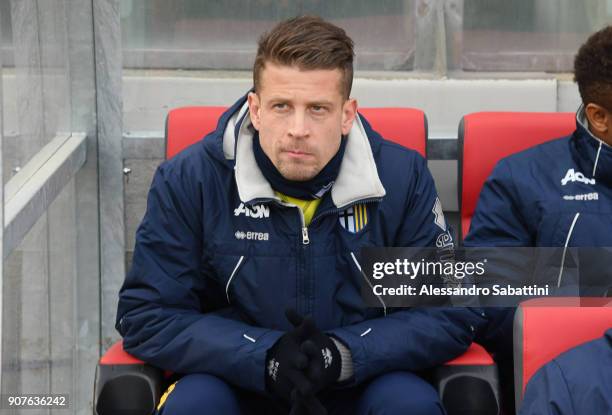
287,111,310,138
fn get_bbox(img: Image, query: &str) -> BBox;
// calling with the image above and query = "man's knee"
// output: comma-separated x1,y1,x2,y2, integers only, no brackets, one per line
156,373,241,415
357,372,445,415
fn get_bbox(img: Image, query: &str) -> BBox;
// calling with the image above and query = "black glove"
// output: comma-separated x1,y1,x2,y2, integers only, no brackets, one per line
298,319,342,394
285,310,329,415
266,309,315,403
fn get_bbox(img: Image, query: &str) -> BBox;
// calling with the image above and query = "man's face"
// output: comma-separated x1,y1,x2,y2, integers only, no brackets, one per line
248,63,357,181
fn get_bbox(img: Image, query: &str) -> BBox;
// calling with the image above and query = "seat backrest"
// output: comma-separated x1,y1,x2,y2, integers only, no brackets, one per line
459,112,575,240
165,106,427,159
165,106,227,159
357,108,427,157
514,297,612,408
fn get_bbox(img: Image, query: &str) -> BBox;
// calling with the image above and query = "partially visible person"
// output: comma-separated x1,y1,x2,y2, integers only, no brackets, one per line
464,25,612,412
519,328,612,414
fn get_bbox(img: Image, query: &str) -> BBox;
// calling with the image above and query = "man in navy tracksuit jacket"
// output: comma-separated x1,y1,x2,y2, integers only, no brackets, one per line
116,16,483,415
465,26,612,413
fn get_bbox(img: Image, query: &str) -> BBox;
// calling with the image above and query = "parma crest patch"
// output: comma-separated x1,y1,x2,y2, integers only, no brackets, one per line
339,204,368,233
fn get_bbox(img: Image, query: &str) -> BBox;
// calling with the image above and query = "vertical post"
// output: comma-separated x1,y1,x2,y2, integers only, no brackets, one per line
68,0,101,412
9,0,51,398
93,0,124,352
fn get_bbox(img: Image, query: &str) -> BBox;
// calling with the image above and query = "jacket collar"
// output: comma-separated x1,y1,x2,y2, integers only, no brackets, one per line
573,106,612,186
222,96,386,208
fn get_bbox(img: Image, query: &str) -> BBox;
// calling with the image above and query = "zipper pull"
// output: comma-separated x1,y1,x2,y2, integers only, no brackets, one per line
302,227,310,245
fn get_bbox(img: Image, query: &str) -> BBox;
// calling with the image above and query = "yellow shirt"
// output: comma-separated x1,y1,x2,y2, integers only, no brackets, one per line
275,191,321,226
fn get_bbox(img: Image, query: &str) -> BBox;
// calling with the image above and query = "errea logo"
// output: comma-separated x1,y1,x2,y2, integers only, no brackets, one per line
563,192,599,201
561,169,595,186
235,230,269,241
234,203,270,219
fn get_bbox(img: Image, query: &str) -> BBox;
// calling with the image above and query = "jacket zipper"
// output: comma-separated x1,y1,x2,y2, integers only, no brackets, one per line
258,198,381,315
273,199,309,245
271,200,310,314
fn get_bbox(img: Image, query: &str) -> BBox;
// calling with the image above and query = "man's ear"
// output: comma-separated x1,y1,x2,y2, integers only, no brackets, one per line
341,98,358,136
585,103,610,138
248,92,261,131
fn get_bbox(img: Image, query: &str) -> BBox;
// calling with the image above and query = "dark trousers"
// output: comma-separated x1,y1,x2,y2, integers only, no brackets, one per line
156,371,446,415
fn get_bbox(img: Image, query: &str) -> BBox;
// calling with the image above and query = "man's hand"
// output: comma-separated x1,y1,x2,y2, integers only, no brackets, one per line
266,310,316,403
284,308,346,415
269,308,345,414
284,309,329,415
294,318,342,393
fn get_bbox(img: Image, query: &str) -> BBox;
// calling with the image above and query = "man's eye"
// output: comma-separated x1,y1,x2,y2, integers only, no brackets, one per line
311,106,326,113
273,103,287,110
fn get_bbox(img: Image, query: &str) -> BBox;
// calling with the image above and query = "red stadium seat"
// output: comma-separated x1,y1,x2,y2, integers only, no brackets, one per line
358,108,427,157
165,106,227,159
514,297,612,408
458,111,575,240
95,106,497,415
99,340,144,365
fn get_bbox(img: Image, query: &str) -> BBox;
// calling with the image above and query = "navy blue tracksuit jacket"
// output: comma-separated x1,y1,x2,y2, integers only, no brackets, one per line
465,108,612,351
